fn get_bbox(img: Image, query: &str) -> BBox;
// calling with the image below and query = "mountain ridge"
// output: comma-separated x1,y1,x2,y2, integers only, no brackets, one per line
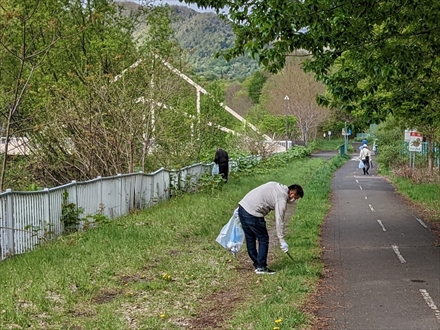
119,1,259,80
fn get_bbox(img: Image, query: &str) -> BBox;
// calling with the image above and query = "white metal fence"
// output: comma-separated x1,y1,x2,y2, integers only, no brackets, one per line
0,159,247,261
0,49,285,260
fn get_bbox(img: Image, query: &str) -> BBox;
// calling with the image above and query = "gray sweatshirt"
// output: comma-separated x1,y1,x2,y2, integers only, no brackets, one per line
239,182,289,241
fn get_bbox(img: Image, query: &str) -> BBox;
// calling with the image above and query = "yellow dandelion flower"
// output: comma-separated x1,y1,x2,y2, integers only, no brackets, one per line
160,313,166,319
275,319,282,323
273,327,280,330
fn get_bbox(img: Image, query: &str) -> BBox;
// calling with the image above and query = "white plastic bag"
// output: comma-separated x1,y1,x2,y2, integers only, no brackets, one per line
359,160,364,169
216,208,245,256
212,163,219,175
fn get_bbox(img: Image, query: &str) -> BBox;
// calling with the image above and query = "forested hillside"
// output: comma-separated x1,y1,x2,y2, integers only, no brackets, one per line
121,2,259,80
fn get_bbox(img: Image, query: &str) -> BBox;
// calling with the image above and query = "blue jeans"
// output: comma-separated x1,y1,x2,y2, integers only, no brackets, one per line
238,205,269,269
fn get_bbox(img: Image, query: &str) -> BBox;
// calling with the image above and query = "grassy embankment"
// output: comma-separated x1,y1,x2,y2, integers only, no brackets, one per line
0,151,347,329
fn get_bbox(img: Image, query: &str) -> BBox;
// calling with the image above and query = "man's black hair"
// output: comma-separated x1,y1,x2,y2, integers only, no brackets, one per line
288,184,304,198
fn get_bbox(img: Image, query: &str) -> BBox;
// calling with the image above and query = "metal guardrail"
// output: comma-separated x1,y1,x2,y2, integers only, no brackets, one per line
0,157,255,261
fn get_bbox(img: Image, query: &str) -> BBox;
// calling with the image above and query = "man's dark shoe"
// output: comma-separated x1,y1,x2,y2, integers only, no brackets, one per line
255,267,276,275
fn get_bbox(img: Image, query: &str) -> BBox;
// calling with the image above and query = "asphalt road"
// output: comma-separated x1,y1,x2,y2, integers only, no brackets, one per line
316,153,440,330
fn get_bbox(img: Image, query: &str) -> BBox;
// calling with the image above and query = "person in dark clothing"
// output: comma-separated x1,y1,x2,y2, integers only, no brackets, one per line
214,147,229,182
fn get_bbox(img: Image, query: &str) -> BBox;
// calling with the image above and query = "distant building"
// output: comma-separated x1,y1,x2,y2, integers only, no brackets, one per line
0,137,30,155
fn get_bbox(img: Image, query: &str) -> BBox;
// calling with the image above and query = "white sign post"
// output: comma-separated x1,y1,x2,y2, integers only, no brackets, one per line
328,131,331,141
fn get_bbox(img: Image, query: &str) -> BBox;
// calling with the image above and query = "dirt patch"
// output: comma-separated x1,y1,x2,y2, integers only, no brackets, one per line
118,273,152,285
184,251,254,329
186,288,248,329
93,288,123,304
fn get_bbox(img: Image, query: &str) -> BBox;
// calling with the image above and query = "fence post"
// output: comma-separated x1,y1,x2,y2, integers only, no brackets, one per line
5,189,14,257
162,170,166,201
71,181,77,231
97,176,102,213
118,174,123,216
71,180,78,204
138,171,143,210
43,188,50,238
151,171,156,205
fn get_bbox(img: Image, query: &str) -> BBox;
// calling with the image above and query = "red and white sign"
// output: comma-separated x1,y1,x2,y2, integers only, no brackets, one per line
409,131,423,152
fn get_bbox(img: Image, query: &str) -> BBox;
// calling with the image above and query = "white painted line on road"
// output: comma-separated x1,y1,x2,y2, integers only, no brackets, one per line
359,185,363,190
419,289,440,323
414,215,428,228
364,196,368,200
369,204,375,212
391,245,407,263
377,220,386,231
355,179,359,183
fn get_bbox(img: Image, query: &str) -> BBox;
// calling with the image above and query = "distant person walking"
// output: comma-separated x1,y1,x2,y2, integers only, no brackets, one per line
238,182,304,274
359,138,368,151
214,147,229,182
359,144,371,175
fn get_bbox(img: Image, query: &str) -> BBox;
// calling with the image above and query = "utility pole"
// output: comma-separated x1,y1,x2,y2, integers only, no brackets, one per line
284,95,289,151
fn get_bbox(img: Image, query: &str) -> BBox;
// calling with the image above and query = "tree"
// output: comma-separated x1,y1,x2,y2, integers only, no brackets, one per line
0,0,67,191
247,70,267,104
260,58,329,144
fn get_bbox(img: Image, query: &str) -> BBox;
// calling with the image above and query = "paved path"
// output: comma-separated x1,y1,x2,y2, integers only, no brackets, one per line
316,154,440,330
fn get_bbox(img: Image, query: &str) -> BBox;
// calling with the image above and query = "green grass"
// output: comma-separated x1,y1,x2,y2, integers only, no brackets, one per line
313,138,345,151
0,156,348,330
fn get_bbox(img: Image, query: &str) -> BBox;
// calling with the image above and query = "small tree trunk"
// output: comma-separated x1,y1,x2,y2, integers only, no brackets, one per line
129,139,134,173
0,119,12,192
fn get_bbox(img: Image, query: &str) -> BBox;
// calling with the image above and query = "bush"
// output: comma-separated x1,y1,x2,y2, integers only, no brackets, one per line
374,116,407,170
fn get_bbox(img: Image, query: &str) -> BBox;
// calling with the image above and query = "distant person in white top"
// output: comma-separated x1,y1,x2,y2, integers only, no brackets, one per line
359,139,368,151
359,144,371,175
238,182,304,274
